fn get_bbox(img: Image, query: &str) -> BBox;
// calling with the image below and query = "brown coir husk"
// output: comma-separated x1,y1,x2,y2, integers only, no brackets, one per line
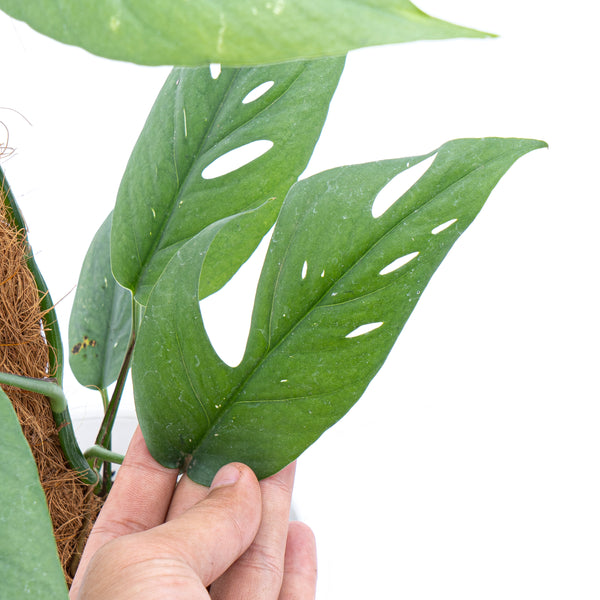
0,194,103,586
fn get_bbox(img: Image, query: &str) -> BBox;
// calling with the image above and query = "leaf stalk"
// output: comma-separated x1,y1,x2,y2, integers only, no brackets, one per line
84,445,124,465
94,329,136,450
0,371,99,485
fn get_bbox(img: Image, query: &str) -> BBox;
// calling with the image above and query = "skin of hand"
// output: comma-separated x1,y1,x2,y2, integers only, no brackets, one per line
70,428,317,600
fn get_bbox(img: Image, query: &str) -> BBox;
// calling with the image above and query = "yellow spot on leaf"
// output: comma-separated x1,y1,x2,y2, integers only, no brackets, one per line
71,336,97,355
109,16,121,32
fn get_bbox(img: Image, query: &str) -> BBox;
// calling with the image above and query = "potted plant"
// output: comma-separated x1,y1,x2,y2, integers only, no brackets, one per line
0,2,545,597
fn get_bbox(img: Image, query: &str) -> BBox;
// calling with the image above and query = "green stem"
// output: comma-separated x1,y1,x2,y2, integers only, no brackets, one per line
95,330,136,449
0,372,99,485
99,387,112,494
84,445,124,465
92,301,139,493
0,372,66,412
100,387,110,412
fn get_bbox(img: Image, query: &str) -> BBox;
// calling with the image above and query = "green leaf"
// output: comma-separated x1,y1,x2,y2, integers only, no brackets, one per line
111,57,344,305
69,212,132,390
0,1,492,67
133,137,546,484
0,387,69,598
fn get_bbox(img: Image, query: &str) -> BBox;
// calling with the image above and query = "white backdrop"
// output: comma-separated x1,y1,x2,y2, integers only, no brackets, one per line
1,1,599,598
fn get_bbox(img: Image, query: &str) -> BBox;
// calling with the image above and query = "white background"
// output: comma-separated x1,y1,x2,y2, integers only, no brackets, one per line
1,1,599,598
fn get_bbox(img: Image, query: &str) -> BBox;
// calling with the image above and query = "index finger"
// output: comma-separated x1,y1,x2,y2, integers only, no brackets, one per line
70,427,179,596
209,462,297,599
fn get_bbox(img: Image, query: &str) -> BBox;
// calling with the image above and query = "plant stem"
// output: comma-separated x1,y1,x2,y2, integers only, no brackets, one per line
91,301,139,493
94,330,136,450
0,372,66,411
0,372,98,485
100,387,110,411
99,387,112,494
84,445,124,465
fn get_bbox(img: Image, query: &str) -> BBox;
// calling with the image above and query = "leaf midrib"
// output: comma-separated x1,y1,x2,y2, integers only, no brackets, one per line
133,65,307,296
131,70,240,295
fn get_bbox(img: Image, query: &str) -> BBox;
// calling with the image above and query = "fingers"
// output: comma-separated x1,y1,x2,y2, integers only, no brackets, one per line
279,522,318,600
74,463,262,599
71,431,315,600
143,462,263,586
70,427,179,597
165,473,211,521
210,462,297,600
166,461,315,600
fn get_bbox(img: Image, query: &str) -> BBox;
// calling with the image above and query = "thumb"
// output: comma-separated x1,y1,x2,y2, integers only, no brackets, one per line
76,463,263,600
149,462,262,586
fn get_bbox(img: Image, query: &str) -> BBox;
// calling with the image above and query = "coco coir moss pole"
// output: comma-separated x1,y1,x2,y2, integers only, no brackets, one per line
0,167,98,486
1,166,101,584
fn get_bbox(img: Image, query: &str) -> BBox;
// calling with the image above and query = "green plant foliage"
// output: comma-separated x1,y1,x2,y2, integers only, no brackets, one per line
0,388,69,599
69,212,132,390
111,57,344,305
133,137,546,485
0,1,491,67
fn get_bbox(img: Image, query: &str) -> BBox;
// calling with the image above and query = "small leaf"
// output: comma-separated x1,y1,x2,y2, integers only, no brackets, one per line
0,1,492,66
111,57,344,305
69,213,132,390
0,387,69,598
133,137,546,484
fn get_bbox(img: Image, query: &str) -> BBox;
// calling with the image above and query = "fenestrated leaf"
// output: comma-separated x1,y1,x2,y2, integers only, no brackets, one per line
133,137,546,484
69,212,132,390
0,387,69,599
111,57,344,305
0,1,491,67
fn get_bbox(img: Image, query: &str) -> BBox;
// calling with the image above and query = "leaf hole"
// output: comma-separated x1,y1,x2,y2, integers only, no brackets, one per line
345,322,384,339
202,140,274,180
210,63,221,79
432,218,458,235
301,260,308,280
379,251,420,276
242,81,275,104
199,227,273,367
371,154,437,218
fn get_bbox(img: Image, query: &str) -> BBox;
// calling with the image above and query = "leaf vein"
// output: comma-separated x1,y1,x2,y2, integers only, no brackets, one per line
174,328,210,427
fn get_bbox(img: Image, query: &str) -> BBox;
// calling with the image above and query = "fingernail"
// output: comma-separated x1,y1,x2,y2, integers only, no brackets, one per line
210,463,241,490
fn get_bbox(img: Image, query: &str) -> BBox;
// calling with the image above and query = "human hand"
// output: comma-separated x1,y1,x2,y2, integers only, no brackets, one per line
70,428,317,599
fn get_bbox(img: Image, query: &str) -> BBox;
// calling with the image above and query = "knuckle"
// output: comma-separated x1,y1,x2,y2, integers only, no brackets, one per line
237,541,285,582
91,512,155,539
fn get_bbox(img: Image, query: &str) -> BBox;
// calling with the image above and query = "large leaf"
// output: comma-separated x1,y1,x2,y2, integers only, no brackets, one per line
133,137,546,484
0,387,69,598
111,57,344,305
69,212,132,390
0,1,491,67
